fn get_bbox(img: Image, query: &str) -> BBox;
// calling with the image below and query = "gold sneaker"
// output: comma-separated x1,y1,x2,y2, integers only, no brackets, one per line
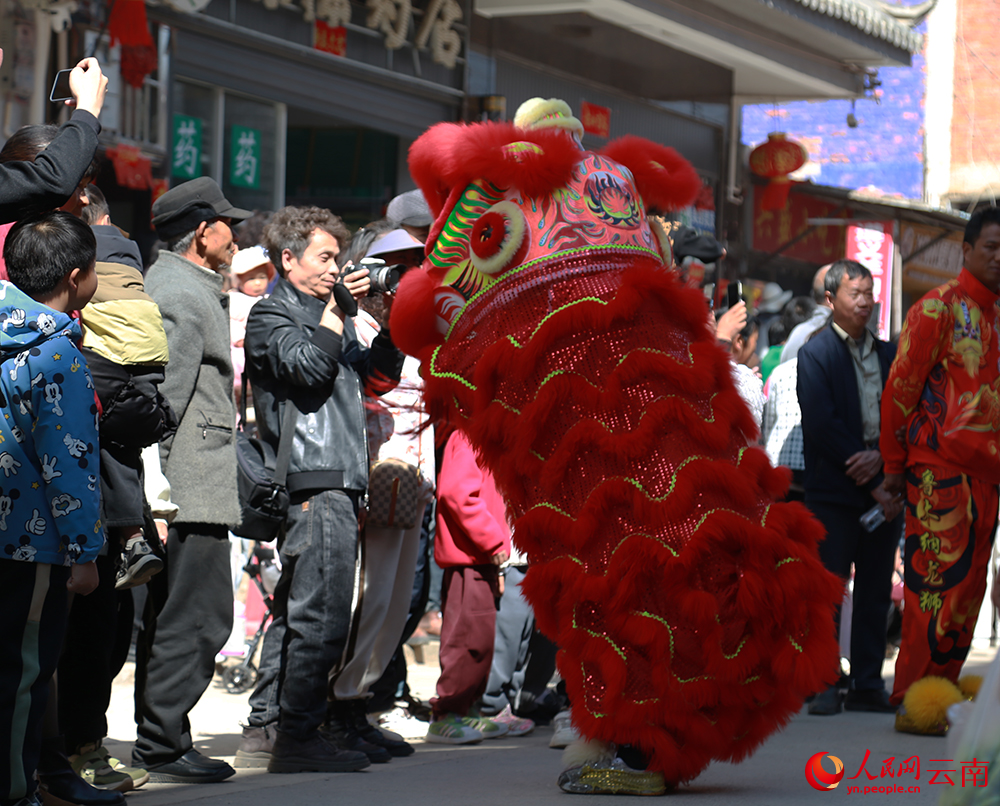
895,706,947,737
558,757,667,796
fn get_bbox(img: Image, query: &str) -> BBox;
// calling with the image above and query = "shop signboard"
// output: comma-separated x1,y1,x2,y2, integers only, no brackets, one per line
172,115,202,179
580,101,611,138
314,20,347,56
230,126,262,189
845,222,893,340
255,0,463,71
752,188,846,265
899,222,964,290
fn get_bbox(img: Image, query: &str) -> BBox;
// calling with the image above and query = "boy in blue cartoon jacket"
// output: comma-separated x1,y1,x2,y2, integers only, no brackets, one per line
0,211,104,806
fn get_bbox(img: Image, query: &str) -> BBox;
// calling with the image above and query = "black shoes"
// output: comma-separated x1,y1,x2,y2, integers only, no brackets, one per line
807,685,843,716
844,688,896,713
323,703,392,764
267,730,370,774
808,685,896,715
141,750,235,783
38,772,126,806
344,699,414,758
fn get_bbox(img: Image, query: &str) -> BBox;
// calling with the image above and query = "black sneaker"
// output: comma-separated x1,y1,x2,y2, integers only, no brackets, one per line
347,700,414,757
115,535,164,590
844,688,896,713
324,702,392,764
807,685,843,716
141,750,234,783
267,730,370,774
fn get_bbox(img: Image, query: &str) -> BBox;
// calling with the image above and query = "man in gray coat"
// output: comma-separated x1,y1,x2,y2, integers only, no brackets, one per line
133,177,249,782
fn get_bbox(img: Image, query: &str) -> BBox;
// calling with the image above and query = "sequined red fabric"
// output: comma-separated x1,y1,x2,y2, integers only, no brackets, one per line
421,255,842,783
391,123,843,784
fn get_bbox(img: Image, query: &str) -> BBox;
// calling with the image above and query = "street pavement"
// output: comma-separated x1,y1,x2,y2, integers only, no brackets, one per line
102,645,996,805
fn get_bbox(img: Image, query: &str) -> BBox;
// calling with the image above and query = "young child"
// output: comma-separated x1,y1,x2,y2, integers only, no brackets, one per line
0,211,105,806
426,430,512,744
228,245,274,401
78,184,175,590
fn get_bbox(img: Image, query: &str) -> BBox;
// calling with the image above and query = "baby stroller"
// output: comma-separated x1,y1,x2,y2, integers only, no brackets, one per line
222,543,278,694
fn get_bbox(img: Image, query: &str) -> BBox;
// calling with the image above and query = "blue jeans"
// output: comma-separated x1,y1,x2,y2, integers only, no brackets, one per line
247,489,359,739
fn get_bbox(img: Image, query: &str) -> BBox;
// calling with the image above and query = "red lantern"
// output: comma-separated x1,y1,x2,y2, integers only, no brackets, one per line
106,144,152,190
108,0,157,89
749,132,807,211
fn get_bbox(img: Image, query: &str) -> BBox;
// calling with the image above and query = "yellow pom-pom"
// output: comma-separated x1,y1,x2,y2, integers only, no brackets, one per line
958,674,983,700
901,676,963,731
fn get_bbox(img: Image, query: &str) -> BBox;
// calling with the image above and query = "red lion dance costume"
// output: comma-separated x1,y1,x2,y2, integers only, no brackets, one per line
390,99,843,794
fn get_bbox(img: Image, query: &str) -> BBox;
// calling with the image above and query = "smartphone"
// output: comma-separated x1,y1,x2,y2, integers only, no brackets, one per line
726,280,743,309
49,69,73,103
703,283,716,309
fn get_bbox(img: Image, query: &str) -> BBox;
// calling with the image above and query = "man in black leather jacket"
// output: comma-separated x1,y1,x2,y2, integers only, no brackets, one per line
238,206,403,774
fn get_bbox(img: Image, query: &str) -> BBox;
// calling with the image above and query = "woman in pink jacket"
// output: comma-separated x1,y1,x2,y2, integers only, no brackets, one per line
427,430,512,744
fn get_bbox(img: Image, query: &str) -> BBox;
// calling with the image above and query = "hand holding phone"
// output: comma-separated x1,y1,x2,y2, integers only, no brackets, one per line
52,58,108,118
49,69,73,103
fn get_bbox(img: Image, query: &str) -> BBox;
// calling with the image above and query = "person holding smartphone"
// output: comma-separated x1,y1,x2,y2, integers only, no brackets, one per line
0,55,108,224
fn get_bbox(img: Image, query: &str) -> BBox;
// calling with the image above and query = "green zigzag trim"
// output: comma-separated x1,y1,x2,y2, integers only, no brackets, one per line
503,296,608,348
722,637,749,660
633,610,675,660
444,244,661,340
525,455,712,520
432,337,695,396
503,392,719,461
578,663,607,719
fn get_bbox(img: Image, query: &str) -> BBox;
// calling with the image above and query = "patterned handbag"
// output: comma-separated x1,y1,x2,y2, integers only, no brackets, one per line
367,458,422,529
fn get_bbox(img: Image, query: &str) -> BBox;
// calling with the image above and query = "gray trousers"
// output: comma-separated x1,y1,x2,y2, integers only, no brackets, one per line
247,490,359,739
480,566,534,715
133,523,233,765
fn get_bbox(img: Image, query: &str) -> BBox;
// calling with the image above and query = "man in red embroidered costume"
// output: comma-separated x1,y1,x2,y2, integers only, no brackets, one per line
880,207,1000,729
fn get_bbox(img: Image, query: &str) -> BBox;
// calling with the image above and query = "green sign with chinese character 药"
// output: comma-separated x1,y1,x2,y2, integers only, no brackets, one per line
171,115,202,179
230,126,261,189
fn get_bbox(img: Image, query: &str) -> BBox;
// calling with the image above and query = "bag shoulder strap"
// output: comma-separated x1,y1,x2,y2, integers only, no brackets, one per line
242,371,298,487
274,400,297,486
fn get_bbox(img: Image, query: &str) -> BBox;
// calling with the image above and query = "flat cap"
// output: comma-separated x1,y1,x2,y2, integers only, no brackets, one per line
152,177,252,240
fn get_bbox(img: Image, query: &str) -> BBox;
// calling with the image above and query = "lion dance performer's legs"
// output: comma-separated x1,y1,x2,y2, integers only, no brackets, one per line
891,463,997,706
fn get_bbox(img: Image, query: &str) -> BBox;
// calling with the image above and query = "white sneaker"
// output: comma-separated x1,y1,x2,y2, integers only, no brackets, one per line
462,714,509,739
372,707,429,741
550,709,580,748
366,713,405,743
426,715,484,745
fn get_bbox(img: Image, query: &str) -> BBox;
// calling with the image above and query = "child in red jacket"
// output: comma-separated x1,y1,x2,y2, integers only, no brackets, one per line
426,431,512,744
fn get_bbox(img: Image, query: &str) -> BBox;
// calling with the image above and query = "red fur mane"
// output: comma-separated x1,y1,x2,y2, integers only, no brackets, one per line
409,121,582,217
601,136,702,212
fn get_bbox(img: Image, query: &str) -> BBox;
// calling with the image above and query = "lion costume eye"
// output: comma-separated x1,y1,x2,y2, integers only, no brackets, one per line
468,201,528,275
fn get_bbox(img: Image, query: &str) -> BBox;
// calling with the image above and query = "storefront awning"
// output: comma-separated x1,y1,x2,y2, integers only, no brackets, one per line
475,0,921,101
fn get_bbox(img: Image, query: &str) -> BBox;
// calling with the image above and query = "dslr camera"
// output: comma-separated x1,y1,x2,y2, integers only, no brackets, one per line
359,257,408,296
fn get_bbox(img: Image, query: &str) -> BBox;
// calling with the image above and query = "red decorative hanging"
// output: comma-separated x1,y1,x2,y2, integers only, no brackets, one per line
108,0,157,88
106,144,152,190
749,132,807,211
